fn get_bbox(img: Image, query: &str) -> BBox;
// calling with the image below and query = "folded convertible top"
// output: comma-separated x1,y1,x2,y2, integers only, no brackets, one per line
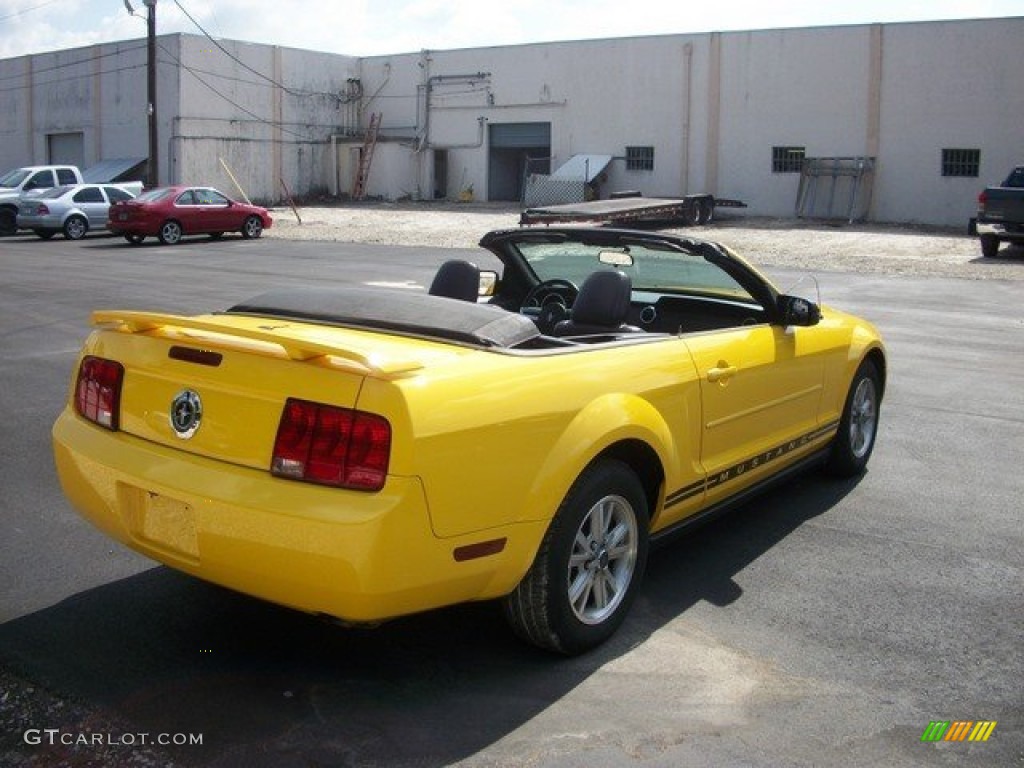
226,285,541,349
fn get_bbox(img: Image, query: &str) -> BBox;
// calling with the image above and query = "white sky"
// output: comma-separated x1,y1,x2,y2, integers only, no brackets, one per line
1,0,1021,59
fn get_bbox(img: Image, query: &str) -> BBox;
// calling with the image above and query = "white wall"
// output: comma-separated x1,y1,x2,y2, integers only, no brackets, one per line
874,19,1024,225
1,19,1021,224
172,36,360,201
715,26,876,217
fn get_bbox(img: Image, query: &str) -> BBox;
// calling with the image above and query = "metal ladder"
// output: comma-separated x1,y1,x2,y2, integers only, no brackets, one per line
352,112,381,200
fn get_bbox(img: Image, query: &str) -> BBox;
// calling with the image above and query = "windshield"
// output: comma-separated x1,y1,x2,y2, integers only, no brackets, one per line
516,240,753,300
0,169,30,189
136,188,174,203
38,186,72,200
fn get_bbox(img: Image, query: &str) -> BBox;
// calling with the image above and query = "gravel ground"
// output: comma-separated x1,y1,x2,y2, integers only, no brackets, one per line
265,201,1024,281
1,668,181,768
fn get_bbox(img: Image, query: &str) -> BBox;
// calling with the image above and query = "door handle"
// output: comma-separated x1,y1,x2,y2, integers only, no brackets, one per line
707,365,737,383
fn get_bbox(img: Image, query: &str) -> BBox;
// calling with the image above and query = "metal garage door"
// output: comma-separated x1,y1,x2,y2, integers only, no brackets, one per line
489,123,551,149
47,132,84,167
488,122,551,201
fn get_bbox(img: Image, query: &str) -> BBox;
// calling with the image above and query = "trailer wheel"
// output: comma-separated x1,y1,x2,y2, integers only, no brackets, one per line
683,203,701,226
697,199,715,225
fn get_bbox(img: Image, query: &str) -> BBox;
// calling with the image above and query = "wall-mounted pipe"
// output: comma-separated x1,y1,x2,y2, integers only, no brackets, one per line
418,71,492,152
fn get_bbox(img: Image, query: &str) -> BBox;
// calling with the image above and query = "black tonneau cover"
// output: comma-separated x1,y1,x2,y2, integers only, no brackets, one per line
226,286,541,349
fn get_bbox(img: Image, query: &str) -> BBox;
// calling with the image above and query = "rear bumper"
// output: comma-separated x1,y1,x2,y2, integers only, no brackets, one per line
975,220,1024,240
52,408,540,622
107,222,148,236
16,214,60,230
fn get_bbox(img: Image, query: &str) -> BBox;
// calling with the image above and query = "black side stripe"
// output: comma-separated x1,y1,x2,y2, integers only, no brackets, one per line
665,420,839,510
665,480,704,507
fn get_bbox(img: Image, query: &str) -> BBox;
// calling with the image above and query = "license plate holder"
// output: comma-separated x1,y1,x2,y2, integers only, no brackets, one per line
123,486,199,560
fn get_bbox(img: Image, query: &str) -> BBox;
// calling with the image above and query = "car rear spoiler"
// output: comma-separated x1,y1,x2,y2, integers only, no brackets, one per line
91,310,424,377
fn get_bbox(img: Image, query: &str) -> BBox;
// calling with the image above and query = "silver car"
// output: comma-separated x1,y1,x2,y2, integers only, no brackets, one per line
17,183,141,240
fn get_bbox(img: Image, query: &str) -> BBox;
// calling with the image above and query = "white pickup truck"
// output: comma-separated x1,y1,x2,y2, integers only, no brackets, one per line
0,165,84,235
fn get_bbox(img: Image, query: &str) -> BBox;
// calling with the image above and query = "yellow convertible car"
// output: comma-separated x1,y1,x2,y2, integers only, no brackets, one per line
53,227,885,654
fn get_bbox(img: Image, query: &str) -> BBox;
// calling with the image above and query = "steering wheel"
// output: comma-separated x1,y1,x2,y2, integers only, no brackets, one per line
521,279,579,334
522,278,579,310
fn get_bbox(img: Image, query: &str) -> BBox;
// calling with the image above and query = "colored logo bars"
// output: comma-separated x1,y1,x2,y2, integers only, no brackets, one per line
920,721,997,743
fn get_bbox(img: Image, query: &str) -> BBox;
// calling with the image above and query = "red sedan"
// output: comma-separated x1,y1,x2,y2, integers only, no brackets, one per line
107,186,273,245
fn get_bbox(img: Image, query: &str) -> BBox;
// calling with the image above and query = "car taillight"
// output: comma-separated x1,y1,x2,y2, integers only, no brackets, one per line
74,356,124,430
37,204,50,215
271,398,391,492
978,190,987,207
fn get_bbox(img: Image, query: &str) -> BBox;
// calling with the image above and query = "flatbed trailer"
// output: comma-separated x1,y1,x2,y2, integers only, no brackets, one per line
519,194,746,227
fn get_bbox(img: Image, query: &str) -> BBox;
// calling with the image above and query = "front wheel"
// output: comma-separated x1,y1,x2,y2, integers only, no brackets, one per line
503,459,649,654
241,215,263,239
825,359,881,477
158,220,183,245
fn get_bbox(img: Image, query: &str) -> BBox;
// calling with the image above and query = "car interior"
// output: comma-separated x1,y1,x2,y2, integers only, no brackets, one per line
429,257,769,343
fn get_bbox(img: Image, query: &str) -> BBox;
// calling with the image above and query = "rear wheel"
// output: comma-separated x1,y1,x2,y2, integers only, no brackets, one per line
503,459,649,654
825,359,881,477
0,207,16,236
63,215,88,240
241,215,263,239
980,234,1000,258
158,220,183,245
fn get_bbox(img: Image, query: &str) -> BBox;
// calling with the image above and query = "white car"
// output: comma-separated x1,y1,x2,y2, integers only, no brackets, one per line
17,183,142,240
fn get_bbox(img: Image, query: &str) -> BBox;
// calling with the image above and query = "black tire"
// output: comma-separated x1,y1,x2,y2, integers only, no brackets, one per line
63,214,88,240
158,220,183,245
682,202,701,226
241,215,263,239
503,459,649,654
980,234,1000,258
125,233,145,245
34,229,56,240
825,359,882,477
697,199,714,225
0,207,16,236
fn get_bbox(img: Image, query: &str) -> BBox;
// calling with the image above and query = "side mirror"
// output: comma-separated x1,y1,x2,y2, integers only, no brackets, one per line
478,270,498,297
777,294,820,327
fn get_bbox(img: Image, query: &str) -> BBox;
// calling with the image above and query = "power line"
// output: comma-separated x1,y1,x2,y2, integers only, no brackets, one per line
0,61,146,94
0,0,62,23
172,0,359,103
157,42,320,142
0,42,148,83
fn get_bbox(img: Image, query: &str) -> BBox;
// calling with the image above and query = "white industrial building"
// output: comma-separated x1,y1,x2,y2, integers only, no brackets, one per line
0,16,1020,226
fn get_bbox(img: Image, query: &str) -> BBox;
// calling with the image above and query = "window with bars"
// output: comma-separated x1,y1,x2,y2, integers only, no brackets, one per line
772,146,805,174
941,148,980,178
625,146,655,171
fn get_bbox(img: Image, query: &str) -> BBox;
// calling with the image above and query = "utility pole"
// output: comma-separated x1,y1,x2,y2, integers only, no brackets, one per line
144,0,158,186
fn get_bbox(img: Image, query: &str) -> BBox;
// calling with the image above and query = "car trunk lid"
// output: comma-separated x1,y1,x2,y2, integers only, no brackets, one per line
88,310,432,471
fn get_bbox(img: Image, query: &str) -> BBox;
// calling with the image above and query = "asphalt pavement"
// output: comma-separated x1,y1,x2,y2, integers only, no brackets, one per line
0,231,1021,767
